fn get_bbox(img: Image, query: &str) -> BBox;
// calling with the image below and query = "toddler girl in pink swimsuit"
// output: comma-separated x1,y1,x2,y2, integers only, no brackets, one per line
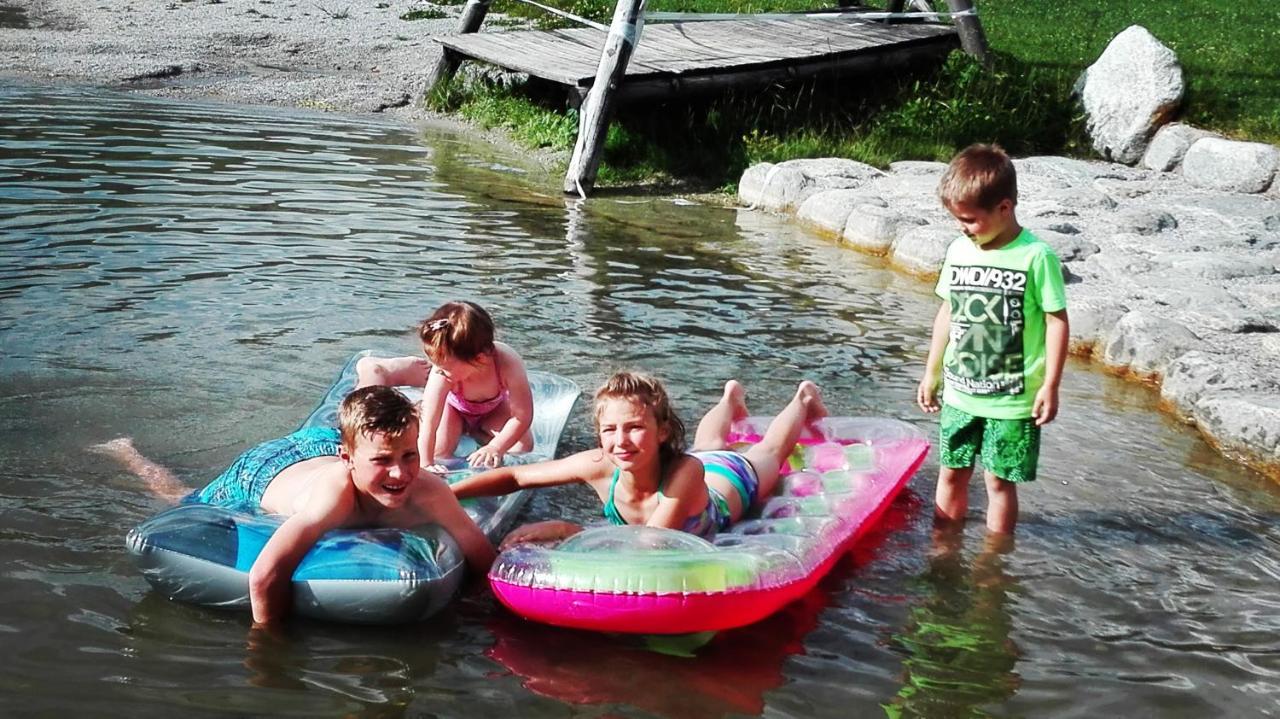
356,301,534,470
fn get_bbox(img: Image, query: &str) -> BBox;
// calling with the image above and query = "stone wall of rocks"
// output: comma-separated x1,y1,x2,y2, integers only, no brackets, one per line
738,154,1280,477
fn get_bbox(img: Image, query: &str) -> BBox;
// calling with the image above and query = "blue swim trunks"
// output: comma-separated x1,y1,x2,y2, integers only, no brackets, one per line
185,426,341,512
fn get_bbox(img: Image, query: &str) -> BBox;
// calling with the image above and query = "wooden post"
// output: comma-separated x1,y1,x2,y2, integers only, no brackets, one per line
562,0,646,197
425,0,492,94
943,0,989,63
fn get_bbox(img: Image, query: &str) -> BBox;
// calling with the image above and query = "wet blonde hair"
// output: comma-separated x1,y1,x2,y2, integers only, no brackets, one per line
594,370,687,467
938,143,1018,211
338,385,418,450
417,301,496,364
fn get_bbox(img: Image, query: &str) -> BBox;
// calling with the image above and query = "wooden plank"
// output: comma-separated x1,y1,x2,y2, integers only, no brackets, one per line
614,31,956,104
437,14,957,86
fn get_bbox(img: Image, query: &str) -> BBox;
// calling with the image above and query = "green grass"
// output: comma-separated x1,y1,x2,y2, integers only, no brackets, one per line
401,8,449,20
976,0,1280,142
436,0,1279,188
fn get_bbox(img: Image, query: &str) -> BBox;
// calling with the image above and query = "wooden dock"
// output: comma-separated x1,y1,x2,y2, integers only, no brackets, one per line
436,14,960,105
426,0,983,195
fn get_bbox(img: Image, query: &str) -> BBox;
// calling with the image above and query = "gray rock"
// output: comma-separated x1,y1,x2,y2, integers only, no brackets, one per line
1021,199,1081,219
1028,227,1099,262
887,160,948,175
1194,392,1280,463
1018,155,1123,185
1151,252,1277,280
1113,206,1178,235
738,159,886,213
780,158,886,187
1070,299,1129,353
1142,122,1216,171
796,189,886,236
1101,310,1201,378
891,224,955,276
1146,282,1279,333
1083,247,1155,282
1077,25,1184,164
1160,351,1254,420
737,163,774,208
1182,137,1280,194
1092,177,1167,200
842,205,926,254
746,163,811,212
1030,183,1118,211
1044,221,1083,235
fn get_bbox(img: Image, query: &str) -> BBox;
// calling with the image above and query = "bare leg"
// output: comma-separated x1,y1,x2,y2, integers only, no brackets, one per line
935,465,974,525
433,407,465,459
692,380,749,452
984,470,1018,534
742,380,829,509
89,438,190,503
355,356,431,389
478,401,535,454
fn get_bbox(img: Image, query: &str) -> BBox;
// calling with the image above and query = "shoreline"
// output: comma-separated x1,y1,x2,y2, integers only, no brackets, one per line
740,156,1280,482
6,0,1279,481
0,0,568,172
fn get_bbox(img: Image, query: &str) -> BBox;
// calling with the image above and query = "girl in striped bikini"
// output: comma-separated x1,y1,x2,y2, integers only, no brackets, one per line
451,370,828,548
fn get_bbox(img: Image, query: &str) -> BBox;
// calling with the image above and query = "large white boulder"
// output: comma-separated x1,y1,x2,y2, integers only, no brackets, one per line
1078,26,1184,165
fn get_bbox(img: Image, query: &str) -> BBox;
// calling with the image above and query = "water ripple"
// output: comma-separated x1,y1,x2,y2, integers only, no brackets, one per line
1,82,1278,717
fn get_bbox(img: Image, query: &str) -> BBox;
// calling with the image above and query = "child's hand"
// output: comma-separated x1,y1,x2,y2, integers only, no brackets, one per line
424,462,450,475
1033,385,1059,426
468,444,505,468
916,371,941,413
499,520,581,551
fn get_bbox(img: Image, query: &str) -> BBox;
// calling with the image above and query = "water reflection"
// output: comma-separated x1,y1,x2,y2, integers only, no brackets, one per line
486,591,825,719
126,593,445,717
885,529,1020,718
485,490,917,719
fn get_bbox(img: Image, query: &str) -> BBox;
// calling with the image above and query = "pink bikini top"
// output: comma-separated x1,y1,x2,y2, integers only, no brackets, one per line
444,359,506,419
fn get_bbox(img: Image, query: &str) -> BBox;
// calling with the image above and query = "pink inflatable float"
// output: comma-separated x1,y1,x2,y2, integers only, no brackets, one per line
488,416,929,634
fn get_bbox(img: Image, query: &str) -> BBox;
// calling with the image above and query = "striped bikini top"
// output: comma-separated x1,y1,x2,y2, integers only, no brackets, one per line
601,463,721,540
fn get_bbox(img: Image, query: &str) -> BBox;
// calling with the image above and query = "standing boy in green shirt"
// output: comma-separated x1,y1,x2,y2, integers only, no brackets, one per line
916,144,1070,534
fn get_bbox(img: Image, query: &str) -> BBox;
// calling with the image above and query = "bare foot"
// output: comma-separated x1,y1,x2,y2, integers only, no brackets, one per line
795,380,829,421
89,437,135,457
90,437,188,503
722,380,749,421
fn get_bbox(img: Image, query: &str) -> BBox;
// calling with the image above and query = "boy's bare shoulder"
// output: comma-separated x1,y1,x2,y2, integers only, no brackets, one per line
406,471,461,514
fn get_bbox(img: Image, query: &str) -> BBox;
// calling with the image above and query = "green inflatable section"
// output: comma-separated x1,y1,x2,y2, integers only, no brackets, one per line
549,551,759,594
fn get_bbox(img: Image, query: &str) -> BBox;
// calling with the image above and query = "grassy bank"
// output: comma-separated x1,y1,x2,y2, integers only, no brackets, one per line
429,0,1280,189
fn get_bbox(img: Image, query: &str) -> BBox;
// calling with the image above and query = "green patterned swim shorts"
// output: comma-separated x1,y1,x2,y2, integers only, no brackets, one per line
938,405,1040,483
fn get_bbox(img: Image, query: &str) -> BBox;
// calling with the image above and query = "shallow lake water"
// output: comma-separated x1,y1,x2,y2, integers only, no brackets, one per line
1,83,1277,718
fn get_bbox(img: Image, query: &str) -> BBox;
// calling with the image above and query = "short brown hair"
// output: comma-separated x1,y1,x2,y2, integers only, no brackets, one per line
594,370,687,467
938,143,1017,210
338,385,418,450
417,301,495,364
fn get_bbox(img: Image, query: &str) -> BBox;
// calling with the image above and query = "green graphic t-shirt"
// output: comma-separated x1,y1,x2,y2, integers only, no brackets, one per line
934,228,1067,419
